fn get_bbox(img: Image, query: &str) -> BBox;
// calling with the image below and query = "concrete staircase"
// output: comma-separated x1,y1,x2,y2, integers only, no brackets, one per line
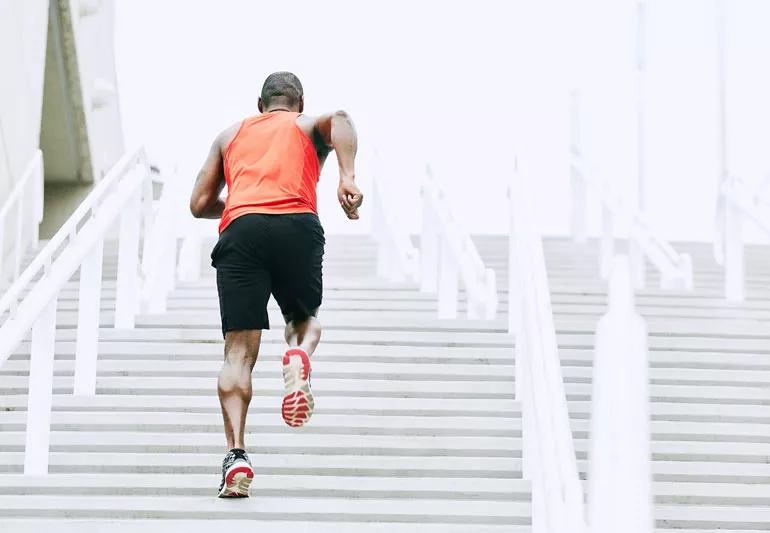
488,236,770,532
0,236,523,532
0,235,769,531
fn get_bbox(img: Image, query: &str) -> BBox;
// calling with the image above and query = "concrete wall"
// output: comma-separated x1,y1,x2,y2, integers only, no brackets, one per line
1,0,126,269
0,0,49,197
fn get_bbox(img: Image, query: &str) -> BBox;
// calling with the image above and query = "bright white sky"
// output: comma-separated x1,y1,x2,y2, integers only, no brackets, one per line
115,0,770,241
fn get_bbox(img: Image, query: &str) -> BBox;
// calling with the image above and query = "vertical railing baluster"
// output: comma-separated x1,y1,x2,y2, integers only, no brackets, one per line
437,235,458,319
13,194,23,280
724,199,744,301
114,183,142,329
420,193,439,292
0,217,5,283
23,293,59,475
74,238,104,395
629,231,646,289
600,202,614,279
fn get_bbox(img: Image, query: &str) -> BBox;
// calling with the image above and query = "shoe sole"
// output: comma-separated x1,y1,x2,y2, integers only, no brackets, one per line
281,348,314,428
218,463,254,498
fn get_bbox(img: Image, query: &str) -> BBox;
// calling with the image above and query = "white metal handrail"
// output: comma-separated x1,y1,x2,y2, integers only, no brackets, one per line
0,147,153,475
140,166,184,312
589,255,653,533
508,159,585,533
420,166,497,320
371,154,420,283
0,150,44,282
570,94,693,290
714,177,770,301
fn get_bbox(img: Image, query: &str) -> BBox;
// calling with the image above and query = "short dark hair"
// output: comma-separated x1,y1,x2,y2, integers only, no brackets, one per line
260,71,303,107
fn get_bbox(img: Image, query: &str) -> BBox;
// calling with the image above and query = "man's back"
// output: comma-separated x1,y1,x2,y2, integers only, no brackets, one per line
219,111,320,233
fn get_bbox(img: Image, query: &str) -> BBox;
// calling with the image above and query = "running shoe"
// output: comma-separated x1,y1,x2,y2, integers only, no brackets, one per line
217,448,254,498
281,347,315,427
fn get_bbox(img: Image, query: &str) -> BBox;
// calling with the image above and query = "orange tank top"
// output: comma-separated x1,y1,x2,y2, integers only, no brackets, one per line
219,111,320,233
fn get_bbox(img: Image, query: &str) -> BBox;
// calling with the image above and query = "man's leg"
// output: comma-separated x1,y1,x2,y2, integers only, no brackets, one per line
216,329,261,497
219,329,262,449
284,311,322,357
281,311,321,427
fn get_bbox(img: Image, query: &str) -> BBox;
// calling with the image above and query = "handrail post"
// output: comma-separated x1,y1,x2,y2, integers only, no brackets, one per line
571,168,587,245
420,189,439,293
629,233,646,289
600,202,614,278
23,293,59,475
140,173,154,273
0,220,5,283
589,255,653,533
570,90,587,244
114,182,142,329
33,151,44,246
178,225,203,283
437,235,458,319
13,196,23,280
74,238,104,395
724,197,744,301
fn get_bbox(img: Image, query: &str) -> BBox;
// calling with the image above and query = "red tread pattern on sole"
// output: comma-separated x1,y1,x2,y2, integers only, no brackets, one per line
282,348,314,428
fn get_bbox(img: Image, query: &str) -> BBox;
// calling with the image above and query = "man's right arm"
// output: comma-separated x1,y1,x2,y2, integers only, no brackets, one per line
189,123,239,219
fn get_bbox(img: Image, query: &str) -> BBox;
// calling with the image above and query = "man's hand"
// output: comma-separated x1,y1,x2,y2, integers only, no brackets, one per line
338,179,363,220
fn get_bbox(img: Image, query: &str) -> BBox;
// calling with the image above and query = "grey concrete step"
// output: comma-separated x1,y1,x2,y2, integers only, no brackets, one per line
0,520,530,533
0,495,531,523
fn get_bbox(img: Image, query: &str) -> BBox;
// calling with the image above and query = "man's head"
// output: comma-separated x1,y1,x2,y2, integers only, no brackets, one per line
258,71,304,113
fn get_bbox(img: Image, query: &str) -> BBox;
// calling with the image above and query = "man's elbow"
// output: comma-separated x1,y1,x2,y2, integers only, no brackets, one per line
332,110,353,127
190,196,208,218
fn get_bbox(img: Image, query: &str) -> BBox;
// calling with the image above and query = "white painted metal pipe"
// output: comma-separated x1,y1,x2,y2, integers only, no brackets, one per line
589,255,653,533
114,184,142,329
437,236,458,319
724,200,744,301
74,239,104,396
419,190,439,293
23,294,59,475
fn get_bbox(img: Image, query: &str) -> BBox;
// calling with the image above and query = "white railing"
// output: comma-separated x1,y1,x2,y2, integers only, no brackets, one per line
588,255,654,533
570,93,693,290
0,150,44,283
0,147,154,474
371,155,420,283
140,166,184,312
420,166,497,320
714,177,770,301
508,159,585,533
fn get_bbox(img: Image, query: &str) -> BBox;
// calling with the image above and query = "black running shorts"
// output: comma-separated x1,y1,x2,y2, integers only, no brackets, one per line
210,213,325,336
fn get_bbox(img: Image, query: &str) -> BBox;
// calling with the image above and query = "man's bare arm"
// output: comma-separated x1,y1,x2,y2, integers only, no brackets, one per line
300,111,363,219
189,127,237,219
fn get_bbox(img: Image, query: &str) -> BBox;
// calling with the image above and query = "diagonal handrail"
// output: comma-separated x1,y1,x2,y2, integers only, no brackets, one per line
0,147,154,475
0,149,148,325
714,176,770,301
371,151,420,283
570,93,693,290
508,158,585,533
420,166,497,320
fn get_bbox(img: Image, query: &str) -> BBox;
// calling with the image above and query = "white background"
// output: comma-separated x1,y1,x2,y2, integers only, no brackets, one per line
115,0,770,241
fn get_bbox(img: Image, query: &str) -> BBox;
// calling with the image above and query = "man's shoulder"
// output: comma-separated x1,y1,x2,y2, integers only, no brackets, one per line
295,113,318,137
215,121,245,154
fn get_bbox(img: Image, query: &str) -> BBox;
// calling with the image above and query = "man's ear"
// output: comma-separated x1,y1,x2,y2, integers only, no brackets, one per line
298,96,304,113
258,98,264,113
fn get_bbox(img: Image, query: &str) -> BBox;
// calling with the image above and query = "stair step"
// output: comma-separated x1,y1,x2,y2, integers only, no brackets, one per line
0,495,531,523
